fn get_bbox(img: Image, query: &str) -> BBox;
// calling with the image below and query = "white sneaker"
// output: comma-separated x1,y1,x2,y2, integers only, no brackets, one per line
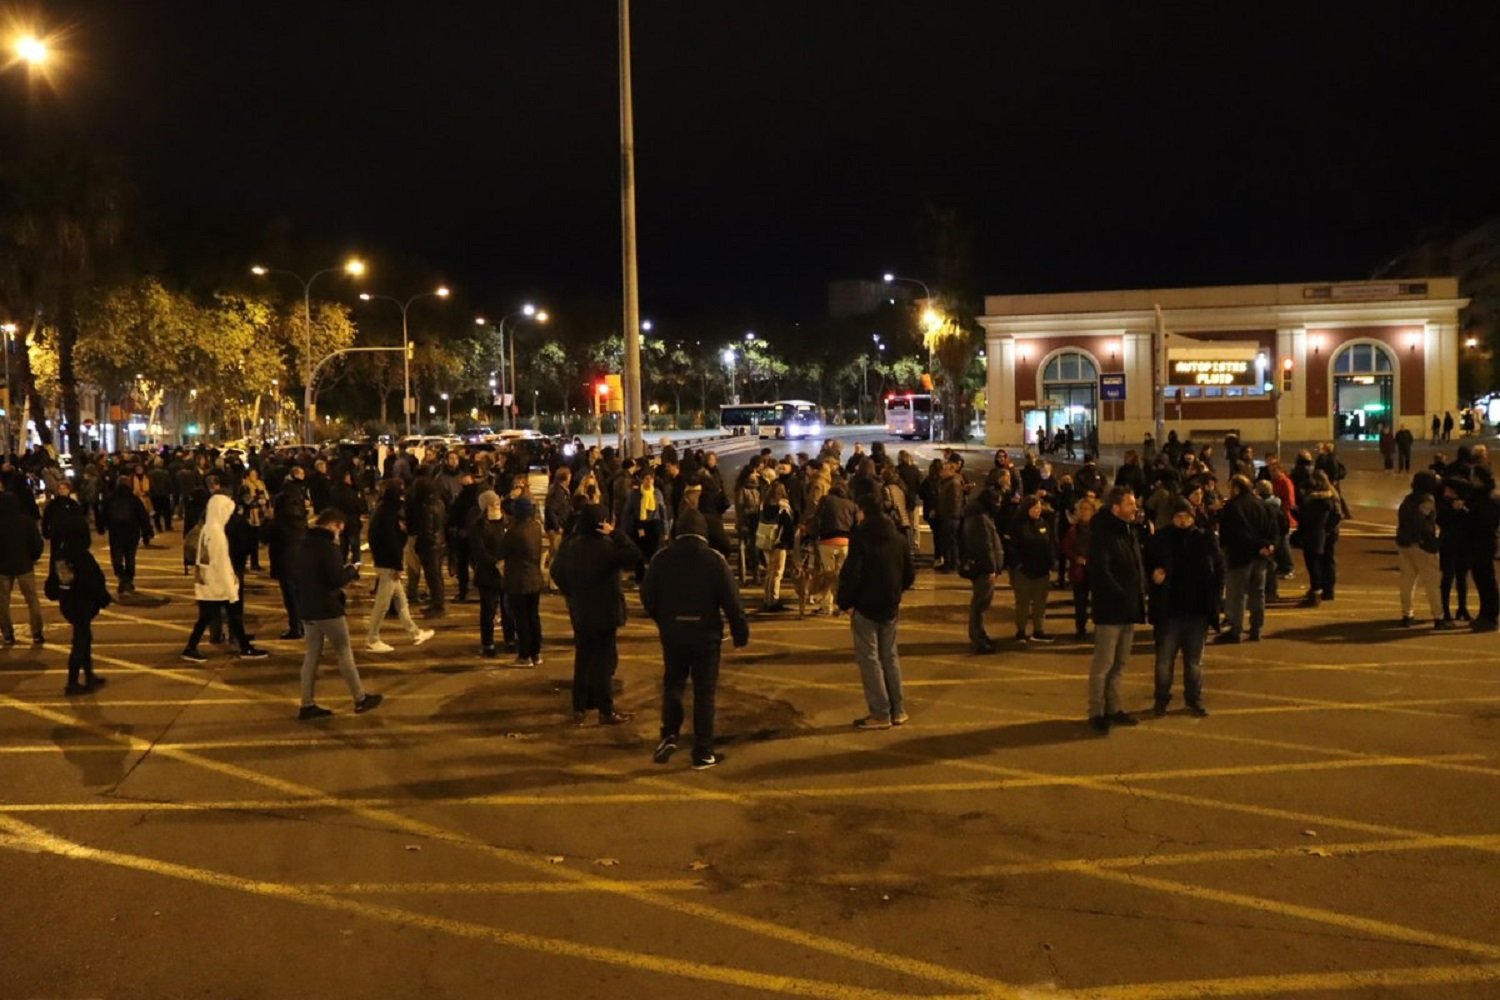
366,640,395,653
412,629,435,647
530,656,544,666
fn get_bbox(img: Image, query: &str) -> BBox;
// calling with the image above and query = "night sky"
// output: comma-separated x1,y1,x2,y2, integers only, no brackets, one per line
32,1,1500,317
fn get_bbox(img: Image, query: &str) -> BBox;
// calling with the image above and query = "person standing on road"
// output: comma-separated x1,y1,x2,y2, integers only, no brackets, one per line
756,482,797,613
1007,494,1057,644
812,481,858,615
470,490,507,658
622,469,666,584
550,504,640,725
1147,496,1221,716
1296,471,1343,607
1395,424,1415,473
837,496,917,730
543,467,573,588
0,491,47,646
1396,471,1452,630
641,507,750,770
264,491,307,639
958,488,1004,653
293,508,382,720
365,480,434,654
102,480,152,596
501,495,545,666
936,461,965,572
1216,475,1278,643
1087,486,1146,733
180,495,269,663
44,517,111,695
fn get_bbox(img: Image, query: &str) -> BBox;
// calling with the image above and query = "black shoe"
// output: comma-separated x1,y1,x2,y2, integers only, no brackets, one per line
64,681,88,696
1088,715,1110,733
181,648,207,663
423,608,447,620
1401,614,1416,628
971,639,995,654
1298,594,1321,608
599,710,634,725
1027,632,1055,644
354,692,384,714
691,753,721,770
85,675,107,690
1214,631,1241,644
1456,609,1472,621
1473,619,1499,633
1014,630,1027,642
1433,619,1458,631
481,645,499,658
1108,711,1139,727
298,703,333,721
279,629,303,640
2,634,13,646
208,633,225,645
1152,701,1168,718
237,646,270,660
31,635,44,646
1247,629,1261,642
653,735,679,764
1187,703,1209,718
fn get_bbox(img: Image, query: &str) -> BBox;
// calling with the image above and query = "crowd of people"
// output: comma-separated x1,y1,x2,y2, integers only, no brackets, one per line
0,425,1495,764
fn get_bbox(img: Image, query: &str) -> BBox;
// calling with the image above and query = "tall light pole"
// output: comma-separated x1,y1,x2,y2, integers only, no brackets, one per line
477,305,547,430
359,285,450,437
722,347,737,403
252,258,366,442
0,322,15,455
618,0,645,458
440,391,451,429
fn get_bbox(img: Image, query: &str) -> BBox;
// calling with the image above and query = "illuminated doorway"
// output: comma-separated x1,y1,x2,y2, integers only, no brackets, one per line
1331,342,1395,440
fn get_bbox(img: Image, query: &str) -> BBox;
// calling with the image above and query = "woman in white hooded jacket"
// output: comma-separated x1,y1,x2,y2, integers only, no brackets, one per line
182,494,268,662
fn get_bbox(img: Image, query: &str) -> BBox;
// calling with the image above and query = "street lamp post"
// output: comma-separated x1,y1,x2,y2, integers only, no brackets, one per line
0,322,15,455
441,391,451,429
722,348,737,404
477,306,547,430
252,258,366,442
359,286,449,437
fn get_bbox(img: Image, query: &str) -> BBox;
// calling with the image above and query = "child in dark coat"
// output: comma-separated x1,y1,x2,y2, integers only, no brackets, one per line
45,520,112,694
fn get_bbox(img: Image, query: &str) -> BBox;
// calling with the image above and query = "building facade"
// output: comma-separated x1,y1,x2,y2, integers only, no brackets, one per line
979,278,1467,449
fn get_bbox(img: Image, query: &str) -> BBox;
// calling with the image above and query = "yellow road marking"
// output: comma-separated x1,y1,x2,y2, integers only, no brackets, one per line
0,813,960,1000
1069,961,1500,999
303,878,712,895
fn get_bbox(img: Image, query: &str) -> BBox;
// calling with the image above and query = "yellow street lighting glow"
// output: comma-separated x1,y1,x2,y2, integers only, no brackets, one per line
922,308,942,330
250,265,267,276
344,258,366,277
535,310,550,323
474,316,487,326
436,286,450,298
358,293,372,301
15,35,47,64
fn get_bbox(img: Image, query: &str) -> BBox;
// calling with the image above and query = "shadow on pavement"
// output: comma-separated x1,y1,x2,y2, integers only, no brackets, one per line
1265,617,1455,644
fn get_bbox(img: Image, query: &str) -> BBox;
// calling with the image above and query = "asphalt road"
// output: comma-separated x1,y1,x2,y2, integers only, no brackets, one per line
2,503,1499,999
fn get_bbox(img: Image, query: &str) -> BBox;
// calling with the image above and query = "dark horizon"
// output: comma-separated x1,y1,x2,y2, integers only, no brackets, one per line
22,1,1500,319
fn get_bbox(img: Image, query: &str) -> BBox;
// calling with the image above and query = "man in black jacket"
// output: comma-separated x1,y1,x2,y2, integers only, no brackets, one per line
1147,496,1223,716
958,490,1003,652
550,504,641,725
0,490,46,645
837,498,916,730
1087,486,1146,732
641,508,749,769
294,508,382,720
1217,475,1278,643
364,480,435,653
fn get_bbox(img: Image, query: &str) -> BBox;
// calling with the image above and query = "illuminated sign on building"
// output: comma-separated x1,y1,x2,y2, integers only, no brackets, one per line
1168,359,1257,387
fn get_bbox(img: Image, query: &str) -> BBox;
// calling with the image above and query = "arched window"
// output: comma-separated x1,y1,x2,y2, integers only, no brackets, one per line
1042,351,1098,384
1332,342,1394,375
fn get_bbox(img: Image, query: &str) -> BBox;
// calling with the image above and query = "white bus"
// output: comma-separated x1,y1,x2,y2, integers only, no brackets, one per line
884,392,935,440
719,400,823,439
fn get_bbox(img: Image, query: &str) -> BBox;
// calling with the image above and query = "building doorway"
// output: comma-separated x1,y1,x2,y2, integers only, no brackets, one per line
1331,342,1395,440
1041,351,1098,445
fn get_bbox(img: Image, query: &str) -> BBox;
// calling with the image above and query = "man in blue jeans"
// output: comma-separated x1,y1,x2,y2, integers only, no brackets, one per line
837,497,916,730
1086,486,1145,733
1147,496,1222,716
1216,475,1278,643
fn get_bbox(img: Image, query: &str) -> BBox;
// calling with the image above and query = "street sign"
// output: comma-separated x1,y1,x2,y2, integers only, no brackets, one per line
1100,373,1127,401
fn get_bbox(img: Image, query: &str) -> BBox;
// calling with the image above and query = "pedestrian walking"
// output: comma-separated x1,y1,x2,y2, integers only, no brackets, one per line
365,480,435,653
102,480,152,595
837,497,916,730
550,504,640,725
1087,486,1146,733
958,488,1003,652
501,495,545,666
44,517,111,695
641,508,750,769
180,495,269,663
1396,471,1452,630
1147,496,1221,716
0,491,47,646
293,508,383,720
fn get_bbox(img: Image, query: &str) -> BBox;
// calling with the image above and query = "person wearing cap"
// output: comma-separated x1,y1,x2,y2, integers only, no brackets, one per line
500,493,545,666
1146,495,1222,716
470,489,509,657
550,503,641,725
641,507,749,769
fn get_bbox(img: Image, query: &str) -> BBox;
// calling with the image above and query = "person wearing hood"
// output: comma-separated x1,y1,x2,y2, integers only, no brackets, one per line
549,503,640,725
181,495,269,663
958,488,1004,653
292,508,382,720
501,494,545,666
1396,470,1452,629
0,489,46,646
641,507,749,769
366,479,435,653
1147,495,1222,716
44,515,111,695
470,490,508,658
837,496,916,730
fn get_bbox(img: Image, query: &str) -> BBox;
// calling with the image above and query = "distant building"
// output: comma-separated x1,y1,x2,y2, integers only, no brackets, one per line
827,279,915,319
1376,216,1500,352
979,279,1467,448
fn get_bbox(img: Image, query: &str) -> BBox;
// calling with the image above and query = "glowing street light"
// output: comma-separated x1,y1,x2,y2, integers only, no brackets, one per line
357,285,451,436
478,304,549,430
13,35,47,66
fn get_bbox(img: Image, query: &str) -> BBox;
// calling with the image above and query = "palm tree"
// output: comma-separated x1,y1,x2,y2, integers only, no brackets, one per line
0,148,126,452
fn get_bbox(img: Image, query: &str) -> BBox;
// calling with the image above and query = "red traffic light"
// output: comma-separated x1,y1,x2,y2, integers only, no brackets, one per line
596,382,610,395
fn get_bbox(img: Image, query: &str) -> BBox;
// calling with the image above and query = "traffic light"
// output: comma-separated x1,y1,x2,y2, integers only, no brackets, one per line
1280,357,1293,393
406,341,415,361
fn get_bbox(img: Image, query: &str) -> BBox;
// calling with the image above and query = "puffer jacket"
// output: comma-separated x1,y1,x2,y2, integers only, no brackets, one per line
500,516,545,595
